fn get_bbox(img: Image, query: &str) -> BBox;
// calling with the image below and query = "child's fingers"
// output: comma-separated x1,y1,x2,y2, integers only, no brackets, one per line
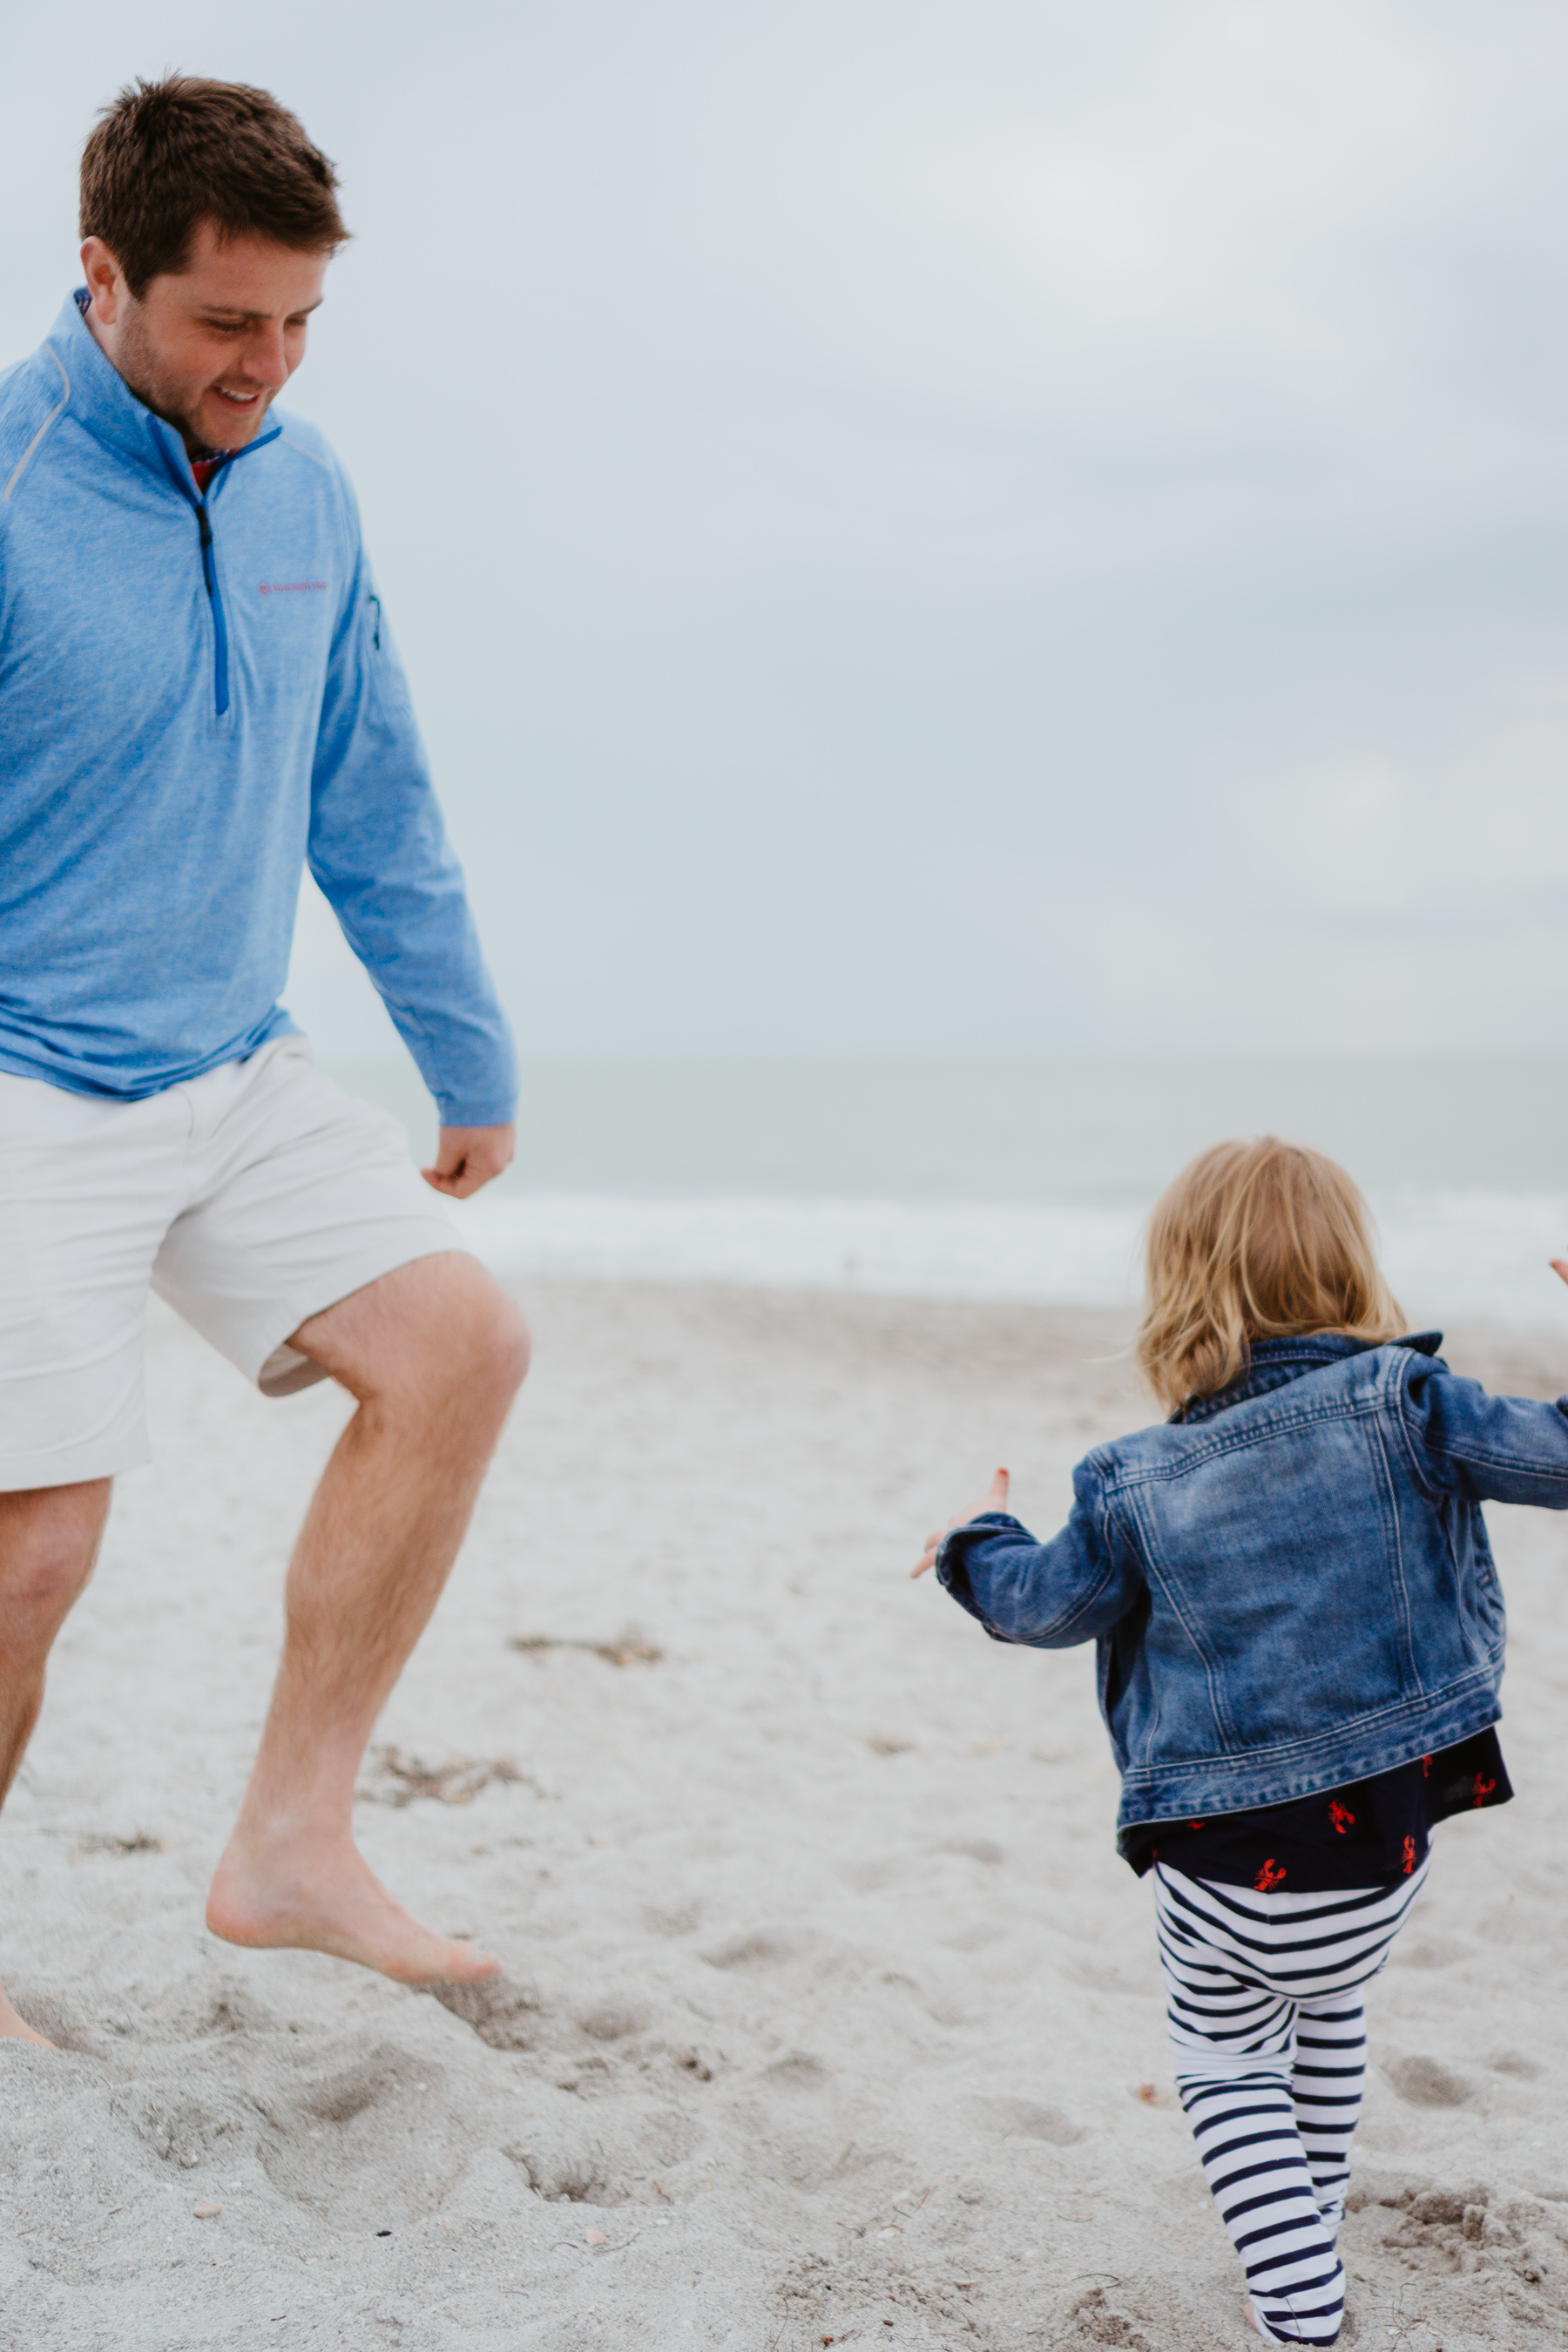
1551,1258,1568,1289
913,1475,1010,1579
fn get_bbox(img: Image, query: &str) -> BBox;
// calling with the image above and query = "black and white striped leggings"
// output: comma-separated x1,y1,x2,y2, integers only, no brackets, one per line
1153,1858,1429,2347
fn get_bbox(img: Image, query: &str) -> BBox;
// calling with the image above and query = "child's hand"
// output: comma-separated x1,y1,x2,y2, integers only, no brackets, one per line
912,1468,1010,1578
1552,1259,1568,1290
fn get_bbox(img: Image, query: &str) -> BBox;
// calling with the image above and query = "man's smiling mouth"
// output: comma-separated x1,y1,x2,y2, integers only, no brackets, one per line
213,386,262,406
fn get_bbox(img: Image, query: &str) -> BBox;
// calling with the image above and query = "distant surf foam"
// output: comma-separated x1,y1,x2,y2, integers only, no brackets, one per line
449,1188,1568,1335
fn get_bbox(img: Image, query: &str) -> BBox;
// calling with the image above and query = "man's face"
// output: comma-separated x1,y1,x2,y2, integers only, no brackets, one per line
81,220,329,455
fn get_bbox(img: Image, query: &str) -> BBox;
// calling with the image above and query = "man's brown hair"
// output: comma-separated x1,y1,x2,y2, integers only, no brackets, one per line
80,77,349,298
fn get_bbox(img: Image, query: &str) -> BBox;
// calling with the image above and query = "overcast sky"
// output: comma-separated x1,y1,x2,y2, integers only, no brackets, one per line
7,2,1568,1061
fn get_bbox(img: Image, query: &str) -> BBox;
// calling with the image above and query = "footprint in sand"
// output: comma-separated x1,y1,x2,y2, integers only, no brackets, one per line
1381,2053,1475,2108
700,1932,795,1972
255,2047,468,2229
970,2094,1086,2146
428,1977,542,2051
575,2001,649,2044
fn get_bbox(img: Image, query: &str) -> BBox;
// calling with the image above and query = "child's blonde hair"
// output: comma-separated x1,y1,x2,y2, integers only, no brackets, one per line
1136,1137,1405,1413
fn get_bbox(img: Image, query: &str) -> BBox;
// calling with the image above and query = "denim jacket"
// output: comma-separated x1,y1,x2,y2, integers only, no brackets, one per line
936,1334,1568,1844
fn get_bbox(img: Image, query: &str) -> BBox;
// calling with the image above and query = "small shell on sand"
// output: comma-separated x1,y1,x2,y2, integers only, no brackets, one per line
193,2204,223,2220
584,2228,607,2246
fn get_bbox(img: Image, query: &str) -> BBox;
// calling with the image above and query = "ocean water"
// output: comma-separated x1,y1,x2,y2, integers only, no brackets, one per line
442,1186,1568,1334
334,1056,1568,1332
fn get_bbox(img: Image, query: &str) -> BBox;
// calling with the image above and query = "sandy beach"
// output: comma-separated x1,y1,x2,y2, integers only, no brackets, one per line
3,1277,1566,2350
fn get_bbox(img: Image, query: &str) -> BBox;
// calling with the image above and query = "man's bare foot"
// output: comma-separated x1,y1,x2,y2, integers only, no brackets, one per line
0,1981,54,2047
205,1830,500,1986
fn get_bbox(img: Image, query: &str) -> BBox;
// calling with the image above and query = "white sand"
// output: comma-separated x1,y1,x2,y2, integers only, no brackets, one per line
3,1281,1566,2350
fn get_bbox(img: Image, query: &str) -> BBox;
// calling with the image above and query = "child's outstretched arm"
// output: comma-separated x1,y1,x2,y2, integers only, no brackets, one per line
911,1459,1139,1649
912,1466,1012,1578
1402,1335,1568,1507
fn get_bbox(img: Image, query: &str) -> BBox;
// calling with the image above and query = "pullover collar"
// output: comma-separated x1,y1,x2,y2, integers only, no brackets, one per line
47,290,280,501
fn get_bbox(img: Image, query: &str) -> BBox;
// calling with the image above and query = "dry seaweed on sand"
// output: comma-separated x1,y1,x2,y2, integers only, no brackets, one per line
356,1746,539,1808
510,1626,664,1667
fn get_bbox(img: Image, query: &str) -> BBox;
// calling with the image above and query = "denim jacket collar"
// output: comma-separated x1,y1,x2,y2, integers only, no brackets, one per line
1174,1330,1444,1425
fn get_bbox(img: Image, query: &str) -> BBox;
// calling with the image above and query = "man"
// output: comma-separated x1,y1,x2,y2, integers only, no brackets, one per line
0,78,528,2044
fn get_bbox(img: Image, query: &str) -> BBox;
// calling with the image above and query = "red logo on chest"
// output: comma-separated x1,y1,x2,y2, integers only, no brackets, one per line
259,579,328,595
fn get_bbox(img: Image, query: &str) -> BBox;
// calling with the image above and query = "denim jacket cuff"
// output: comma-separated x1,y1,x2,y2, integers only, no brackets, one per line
936,1512,1027,1632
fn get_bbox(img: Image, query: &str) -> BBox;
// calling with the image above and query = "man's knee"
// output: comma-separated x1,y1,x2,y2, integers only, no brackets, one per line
416,1256,529,1404
0,1481,110,1650
337,1257,529,1424
385,1281,526,1450
294,1253,530,1417
457,1282,531,1409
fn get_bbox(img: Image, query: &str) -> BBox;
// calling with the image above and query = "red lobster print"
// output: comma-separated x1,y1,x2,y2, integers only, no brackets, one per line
1328,1801,1355,1835
1254,1858,1288,1892
1402,1835,1417,1876
1473,1774,1496,1808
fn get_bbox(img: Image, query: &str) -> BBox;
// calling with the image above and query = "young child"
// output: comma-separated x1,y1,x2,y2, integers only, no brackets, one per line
915,1137,1568,2347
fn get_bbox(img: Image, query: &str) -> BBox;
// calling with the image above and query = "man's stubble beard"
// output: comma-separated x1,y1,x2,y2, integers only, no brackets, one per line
113,300,267,457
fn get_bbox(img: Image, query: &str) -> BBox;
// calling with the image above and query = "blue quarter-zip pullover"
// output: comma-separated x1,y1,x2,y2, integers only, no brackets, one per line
0,293,517,1127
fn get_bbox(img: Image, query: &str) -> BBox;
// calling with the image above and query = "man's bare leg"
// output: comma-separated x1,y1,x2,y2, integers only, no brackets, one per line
0,1480,113,2042
206,1253,528,1984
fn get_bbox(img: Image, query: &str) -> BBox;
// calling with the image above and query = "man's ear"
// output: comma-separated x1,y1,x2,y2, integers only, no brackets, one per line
80,237,128,326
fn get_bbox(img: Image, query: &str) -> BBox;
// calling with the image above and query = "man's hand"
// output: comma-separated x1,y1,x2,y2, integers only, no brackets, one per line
422,1124,517,1200
912,1466,1010,1579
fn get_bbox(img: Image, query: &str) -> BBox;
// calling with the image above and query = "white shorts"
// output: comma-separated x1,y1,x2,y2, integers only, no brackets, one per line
0,1036,469,1490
